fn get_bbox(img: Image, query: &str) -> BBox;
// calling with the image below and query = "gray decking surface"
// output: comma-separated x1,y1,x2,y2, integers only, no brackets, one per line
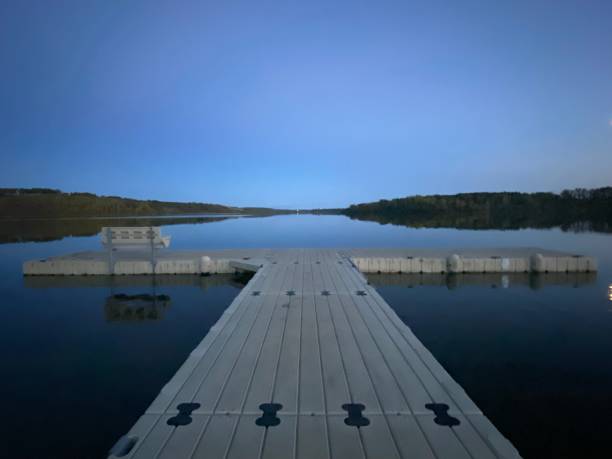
110,249,520,459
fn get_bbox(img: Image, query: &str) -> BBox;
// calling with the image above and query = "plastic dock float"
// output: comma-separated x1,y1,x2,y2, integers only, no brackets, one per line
103,249,526,459
24,247,597,276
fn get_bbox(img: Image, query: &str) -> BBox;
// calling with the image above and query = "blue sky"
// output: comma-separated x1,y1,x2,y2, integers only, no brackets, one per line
1,0,611,208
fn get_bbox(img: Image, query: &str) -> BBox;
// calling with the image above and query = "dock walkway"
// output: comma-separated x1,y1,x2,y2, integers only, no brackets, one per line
107,249,522,458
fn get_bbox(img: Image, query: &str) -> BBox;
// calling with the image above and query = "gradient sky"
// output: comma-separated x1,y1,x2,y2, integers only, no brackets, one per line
1,0,611,208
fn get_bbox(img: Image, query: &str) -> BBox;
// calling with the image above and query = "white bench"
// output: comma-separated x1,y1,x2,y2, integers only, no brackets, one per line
101,227,171,275
101,227,171,250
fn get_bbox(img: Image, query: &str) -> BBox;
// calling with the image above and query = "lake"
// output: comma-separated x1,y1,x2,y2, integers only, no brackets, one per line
1,214,611,458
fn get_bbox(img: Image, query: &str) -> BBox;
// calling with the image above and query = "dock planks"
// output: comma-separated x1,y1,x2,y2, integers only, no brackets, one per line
110,249,520,458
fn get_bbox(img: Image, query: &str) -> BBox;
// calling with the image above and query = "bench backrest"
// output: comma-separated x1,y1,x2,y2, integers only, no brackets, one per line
101,227,170,248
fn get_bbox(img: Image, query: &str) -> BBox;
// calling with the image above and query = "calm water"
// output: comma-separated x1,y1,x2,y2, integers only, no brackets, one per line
1,214,611,458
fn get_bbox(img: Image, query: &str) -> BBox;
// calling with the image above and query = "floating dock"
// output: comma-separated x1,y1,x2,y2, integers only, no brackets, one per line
22,248,597,458
23,247,597,276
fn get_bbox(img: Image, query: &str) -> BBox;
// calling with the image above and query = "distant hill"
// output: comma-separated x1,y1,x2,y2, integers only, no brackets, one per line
0,188,288,218
343,188,612,232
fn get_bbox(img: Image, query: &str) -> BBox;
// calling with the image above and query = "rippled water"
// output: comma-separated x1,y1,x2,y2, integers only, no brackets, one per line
1,214,610,458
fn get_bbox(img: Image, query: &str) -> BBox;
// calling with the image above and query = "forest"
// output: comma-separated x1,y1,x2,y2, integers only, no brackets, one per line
0,188,287,218
343,188,612,232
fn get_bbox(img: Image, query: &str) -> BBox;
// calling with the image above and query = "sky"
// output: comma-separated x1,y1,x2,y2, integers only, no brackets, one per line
1,0,611,208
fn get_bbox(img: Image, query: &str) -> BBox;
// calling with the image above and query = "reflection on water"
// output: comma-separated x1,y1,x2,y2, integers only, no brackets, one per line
0,215,238,244
23,273,250,290
24,274,252,324
2,214,612,458
347,212,612,233
367,271,597,290
371,272,612,459
2,270,246,458
105,294,171,322
9,209,610,246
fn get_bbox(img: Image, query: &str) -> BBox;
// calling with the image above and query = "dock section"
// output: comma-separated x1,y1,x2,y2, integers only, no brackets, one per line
23,247,597,458
23,247,597,276
95,249,529,459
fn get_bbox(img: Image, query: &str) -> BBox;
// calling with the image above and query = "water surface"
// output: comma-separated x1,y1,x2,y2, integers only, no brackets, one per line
1,214,610,458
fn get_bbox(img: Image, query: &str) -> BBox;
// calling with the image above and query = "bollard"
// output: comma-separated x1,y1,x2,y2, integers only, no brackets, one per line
447,254,463,273
200,256,213,274
530,253,545,273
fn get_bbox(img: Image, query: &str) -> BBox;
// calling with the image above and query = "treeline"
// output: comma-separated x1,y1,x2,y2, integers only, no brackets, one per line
343,188,612,232
0,188,243,218
0,188,61,196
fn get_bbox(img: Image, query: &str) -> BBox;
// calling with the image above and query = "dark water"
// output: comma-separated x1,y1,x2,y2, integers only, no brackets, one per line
1,214,611,458
369,272,612,458
0,252,246,458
